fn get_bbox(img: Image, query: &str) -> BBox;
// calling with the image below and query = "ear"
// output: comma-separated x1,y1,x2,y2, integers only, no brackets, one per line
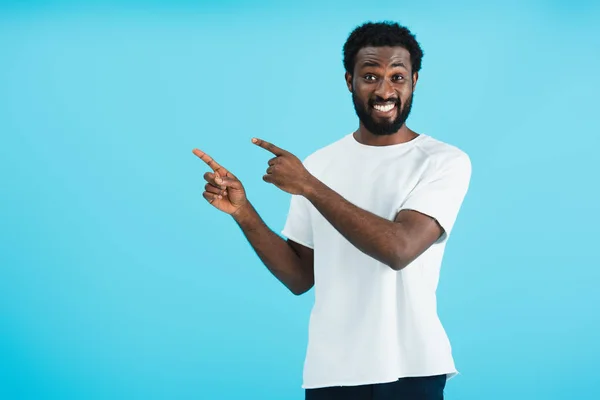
345,72,353,92
412,71,419,92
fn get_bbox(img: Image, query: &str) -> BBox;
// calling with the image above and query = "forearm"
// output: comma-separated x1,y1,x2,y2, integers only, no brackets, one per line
304,179,406,270
232,201,312,294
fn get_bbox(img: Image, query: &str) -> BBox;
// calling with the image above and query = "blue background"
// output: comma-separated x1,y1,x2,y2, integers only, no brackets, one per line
1,1,599,399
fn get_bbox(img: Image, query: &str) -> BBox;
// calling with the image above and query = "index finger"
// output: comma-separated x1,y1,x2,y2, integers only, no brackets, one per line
251,138,287,156
192,148,226,173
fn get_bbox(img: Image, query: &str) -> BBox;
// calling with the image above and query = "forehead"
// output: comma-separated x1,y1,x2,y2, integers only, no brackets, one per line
355,46,412,70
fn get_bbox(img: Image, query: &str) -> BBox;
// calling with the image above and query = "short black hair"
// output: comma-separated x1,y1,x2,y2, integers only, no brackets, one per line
343,21,424,75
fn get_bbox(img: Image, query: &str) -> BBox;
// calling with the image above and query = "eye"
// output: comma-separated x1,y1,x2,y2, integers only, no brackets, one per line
392,74,404,82
364,74,377,82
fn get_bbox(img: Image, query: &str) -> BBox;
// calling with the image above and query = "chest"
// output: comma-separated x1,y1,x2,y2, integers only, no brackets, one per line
312,153,431,220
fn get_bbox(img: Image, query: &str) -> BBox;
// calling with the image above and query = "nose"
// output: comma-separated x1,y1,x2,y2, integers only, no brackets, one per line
374,77,395,100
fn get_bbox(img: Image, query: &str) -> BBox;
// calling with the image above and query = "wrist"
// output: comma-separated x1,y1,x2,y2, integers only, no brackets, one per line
302,175,321,200
231,200,253,223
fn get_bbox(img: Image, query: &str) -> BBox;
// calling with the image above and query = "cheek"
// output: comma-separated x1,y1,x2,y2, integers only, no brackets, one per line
352,80,367,93
355,86,372,102
399,87,413,102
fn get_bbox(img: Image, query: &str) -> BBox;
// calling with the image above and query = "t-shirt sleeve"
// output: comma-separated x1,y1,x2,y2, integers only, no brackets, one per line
398,153,472,243
281,194,314,249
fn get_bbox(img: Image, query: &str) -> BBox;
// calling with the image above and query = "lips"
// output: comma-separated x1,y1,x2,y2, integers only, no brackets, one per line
373,103,395,112
370,100,398,115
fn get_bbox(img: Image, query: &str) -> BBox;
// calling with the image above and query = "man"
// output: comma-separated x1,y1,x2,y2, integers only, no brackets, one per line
193,21,471,400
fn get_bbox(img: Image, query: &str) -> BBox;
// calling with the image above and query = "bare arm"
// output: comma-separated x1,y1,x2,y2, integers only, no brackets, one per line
305,180,441,271
250,138,442,272
232,202,314,295
192,147,313,295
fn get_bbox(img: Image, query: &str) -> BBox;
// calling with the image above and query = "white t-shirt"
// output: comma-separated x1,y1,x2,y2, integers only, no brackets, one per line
281,132,472,389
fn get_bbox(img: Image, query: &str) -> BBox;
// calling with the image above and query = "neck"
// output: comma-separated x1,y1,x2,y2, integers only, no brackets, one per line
354,123,418,146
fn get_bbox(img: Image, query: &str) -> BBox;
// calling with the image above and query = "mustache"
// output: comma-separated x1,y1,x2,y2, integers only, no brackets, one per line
369,96,400,107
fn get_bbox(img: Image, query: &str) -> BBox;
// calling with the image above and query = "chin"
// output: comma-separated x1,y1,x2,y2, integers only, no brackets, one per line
371,129,399,136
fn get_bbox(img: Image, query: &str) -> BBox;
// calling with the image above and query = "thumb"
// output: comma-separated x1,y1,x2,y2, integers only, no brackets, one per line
215,175,242,189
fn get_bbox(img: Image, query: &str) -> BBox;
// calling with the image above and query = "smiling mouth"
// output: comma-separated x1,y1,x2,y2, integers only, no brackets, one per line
373,103,396,112
371,102,397,114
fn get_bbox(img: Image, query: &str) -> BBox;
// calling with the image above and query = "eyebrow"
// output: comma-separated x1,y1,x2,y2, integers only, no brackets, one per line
361,61,381,68
360,60,408,69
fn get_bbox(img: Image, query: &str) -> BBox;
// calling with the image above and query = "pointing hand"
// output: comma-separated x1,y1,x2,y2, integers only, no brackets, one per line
252,138,316,196
192,148,248,215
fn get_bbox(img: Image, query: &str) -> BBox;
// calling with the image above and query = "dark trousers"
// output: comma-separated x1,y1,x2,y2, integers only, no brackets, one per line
305,374,447,400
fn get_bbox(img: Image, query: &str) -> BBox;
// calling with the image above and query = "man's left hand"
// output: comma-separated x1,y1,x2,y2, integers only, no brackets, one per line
252,137,316,196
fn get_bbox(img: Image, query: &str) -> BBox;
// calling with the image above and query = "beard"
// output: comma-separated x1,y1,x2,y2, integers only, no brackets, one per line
352,91,414,136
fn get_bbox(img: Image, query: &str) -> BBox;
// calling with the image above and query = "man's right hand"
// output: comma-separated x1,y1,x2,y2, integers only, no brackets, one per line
192,148,248,216
192,148,314,295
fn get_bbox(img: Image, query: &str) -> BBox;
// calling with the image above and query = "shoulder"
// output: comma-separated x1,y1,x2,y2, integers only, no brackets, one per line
302,133,353,169
416,135,471,174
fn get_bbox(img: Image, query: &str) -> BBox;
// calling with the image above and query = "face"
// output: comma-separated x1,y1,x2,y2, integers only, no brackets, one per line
346,46,418,136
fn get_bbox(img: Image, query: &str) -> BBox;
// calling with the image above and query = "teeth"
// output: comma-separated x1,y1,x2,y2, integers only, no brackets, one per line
373,103,395,112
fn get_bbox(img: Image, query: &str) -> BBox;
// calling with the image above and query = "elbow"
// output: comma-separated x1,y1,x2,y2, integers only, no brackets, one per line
387,247,410,271
290,285,310,296
289,281,314,296
288,268,315,295
388,260,407,271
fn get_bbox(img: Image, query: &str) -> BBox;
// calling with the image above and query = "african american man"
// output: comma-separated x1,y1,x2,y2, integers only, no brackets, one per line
193,21,472,400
